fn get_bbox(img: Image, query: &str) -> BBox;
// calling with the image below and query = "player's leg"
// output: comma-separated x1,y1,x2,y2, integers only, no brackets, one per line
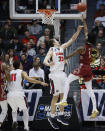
48,74,62,129
84,80,99,118
18,97,29,131
48,94,59,129
7,97,18,129
23,109,29,131
56,93,69,125
0,100,8,127
56,73,79,106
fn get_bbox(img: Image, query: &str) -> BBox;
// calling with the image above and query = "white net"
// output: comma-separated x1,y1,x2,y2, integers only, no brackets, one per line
41,14,55,25
37,9,56,25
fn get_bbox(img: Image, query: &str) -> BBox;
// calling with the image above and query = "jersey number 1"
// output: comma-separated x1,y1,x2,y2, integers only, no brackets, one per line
11,74,16,81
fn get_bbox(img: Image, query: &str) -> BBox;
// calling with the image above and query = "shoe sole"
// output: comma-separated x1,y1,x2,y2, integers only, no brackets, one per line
55,103,68,107
57,119,69,126
48,118,59,129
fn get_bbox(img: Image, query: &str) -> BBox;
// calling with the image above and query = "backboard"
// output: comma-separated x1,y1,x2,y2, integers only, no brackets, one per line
9,0,87,20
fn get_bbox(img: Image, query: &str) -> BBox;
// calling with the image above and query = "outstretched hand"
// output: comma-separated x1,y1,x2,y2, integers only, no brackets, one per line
77,25,84,31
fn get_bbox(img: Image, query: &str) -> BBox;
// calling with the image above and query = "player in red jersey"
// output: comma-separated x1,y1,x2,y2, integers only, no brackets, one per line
0,49,12,127
56,15,99,119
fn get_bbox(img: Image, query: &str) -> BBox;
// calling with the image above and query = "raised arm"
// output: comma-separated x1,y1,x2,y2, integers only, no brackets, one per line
1,63,12,82
65,46,84,60
81,14,88,39
43,48,53,67
61,25,83,50
22,71,48,86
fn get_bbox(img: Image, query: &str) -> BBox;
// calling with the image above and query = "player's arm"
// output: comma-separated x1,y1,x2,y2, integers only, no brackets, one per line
61,25,83,50
1,63,12,82
65,46,84,60
43,48,53,67
22,71,48,86
81,14,88,39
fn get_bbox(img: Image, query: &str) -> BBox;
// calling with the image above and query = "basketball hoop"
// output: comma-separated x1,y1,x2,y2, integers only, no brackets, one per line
37,9,56,25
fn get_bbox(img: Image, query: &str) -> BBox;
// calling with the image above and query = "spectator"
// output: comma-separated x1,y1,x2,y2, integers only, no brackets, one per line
26,41,36,58
42,24,54,37
94,4,105,19
91,48,100,67
96,0,105,10
38,42,47,53
0,23,12,40
93,56,105,89
91,21,105,36
9,37,23,53
28,19,42,36
94,16,105,27
96,42,105,56
34,56,42,67
20,53,33,73
6,19,17,36
8,48,18,67
29,62,45,81
37,28,51,47
96,29,105,45
17,23,27,36
37,48,46,65
21,30,37,46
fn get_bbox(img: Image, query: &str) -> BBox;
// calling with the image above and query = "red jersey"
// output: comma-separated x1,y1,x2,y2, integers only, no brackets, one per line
79,43,92,65
0,62,7,101
72,43,93,82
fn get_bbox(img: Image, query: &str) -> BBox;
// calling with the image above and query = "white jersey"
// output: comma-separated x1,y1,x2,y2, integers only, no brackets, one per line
7,69,23,94
50,47,64,72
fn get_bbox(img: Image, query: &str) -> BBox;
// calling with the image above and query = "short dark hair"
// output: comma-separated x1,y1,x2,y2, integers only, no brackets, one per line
49,39,55,47
13,61,21,69
87,32,96,45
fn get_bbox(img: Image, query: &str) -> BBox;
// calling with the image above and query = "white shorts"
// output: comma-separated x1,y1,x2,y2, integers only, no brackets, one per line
7,96,27,112
49,71,67,96
0,100,7,111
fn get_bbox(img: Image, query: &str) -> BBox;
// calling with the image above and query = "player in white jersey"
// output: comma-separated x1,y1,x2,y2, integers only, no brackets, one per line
43,25,83,129
7,61,48,131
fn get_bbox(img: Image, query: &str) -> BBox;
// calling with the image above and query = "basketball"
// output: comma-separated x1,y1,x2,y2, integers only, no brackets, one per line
77,3,87,12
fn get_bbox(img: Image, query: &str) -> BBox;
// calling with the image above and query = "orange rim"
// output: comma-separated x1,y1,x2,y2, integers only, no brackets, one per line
37,9,56,16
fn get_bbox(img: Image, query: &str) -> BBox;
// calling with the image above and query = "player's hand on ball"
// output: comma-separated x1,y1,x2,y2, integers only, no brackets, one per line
49,61,55,66
41,82,48,86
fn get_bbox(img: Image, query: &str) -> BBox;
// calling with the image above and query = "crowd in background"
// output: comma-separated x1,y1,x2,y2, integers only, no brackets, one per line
0,0,105,94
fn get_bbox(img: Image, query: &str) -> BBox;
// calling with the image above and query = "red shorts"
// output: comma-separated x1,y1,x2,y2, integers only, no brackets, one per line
72,64,93,82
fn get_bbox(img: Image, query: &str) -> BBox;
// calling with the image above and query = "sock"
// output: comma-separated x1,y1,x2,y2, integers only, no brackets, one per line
85,80,97,112
59,111,64,116
23,109,29,130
